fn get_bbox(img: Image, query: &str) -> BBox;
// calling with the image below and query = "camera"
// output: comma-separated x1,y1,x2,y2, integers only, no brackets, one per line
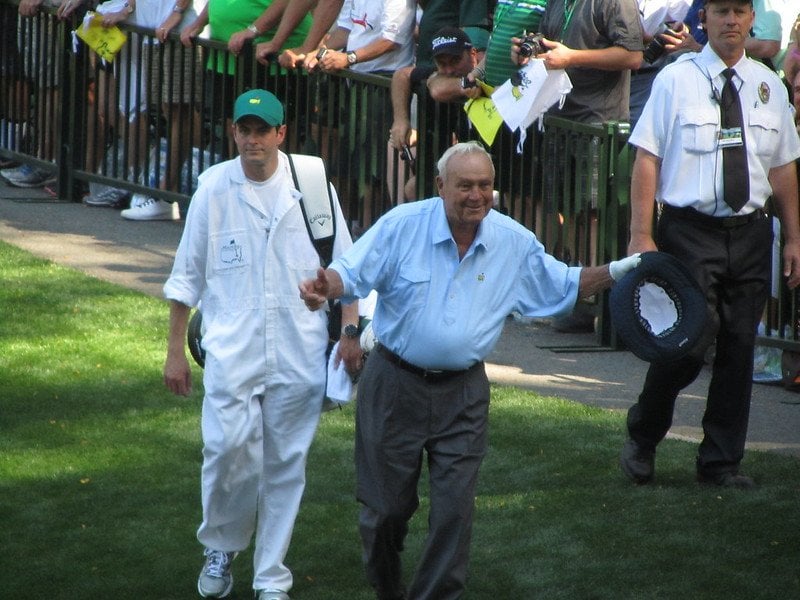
518,33,546,58
460,76,477,89
400,145,414,163
315,47,328,61
643,22,680,64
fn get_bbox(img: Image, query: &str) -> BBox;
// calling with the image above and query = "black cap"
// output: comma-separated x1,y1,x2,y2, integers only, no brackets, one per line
430,27,473,57
610,252,707,363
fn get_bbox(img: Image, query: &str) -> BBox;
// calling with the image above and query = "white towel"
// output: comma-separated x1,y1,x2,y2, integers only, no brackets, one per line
325,341,353,406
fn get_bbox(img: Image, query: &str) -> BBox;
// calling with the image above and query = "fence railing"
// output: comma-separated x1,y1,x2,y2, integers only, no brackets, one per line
2,0,797,355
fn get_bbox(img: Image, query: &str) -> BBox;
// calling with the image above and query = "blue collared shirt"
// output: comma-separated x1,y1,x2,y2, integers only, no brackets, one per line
331,198,581,369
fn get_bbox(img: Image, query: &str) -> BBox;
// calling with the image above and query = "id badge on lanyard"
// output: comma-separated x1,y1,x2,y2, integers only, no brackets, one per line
718,127,744,148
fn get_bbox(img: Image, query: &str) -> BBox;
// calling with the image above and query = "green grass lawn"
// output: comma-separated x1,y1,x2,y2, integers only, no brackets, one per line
1,241,798,599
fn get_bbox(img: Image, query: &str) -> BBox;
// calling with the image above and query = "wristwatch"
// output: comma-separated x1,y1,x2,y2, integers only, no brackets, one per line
247,24,259,35
346,51,358,66
123,1,134,13
342,324,359,339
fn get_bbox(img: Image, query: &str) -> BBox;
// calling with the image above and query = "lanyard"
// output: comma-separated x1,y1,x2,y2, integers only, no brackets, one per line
561,0,579,41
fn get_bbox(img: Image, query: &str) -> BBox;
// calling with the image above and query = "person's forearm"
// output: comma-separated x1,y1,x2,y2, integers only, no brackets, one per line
770,161,800,243
299,0,344,53
577,265,614,298
427,73,468,102
628,149,660,252
251,0,290,35
323,27,349,50
323,268,345,299
568,46,643,71
348,38,398,64
744,37,780,60
391,66,413,123
267,0,317,50
340,300,359,328
167,300,192,358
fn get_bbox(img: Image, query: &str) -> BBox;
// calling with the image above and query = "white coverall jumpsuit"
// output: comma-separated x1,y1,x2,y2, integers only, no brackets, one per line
163,152,352,592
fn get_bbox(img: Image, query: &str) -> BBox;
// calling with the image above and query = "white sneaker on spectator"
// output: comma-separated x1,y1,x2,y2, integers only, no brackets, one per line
84,187,130,208
120,196,179,221
5,164,56,188
129,193,148,209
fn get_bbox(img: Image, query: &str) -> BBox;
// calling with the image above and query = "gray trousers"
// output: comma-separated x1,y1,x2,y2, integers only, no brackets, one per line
355,348,489,600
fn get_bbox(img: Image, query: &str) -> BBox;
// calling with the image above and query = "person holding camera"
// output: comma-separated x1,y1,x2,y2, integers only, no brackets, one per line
509,0,643,332
620,0,800,489
298,141,641,600
513,0,644,123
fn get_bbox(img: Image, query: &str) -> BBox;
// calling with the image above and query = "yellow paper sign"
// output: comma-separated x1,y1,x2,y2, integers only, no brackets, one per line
75,13,127,62
464,97,503,146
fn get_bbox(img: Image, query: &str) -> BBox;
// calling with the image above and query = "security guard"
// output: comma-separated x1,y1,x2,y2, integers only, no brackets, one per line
620,0,800,489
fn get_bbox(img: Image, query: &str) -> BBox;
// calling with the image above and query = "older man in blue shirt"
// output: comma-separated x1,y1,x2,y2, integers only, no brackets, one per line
299,141,638,600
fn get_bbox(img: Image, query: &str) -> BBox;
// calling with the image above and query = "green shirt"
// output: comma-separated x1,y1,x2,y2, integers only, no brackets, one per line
208,0,312,74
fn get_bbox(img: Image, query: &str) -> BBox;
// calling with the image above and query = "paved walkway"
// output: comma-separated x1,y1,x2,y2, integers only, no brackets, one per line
1,185,799,458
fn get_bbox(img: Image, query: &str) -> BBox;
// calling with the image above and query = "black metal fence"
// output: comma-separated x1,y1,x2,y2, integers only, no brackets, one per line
2,0,798,355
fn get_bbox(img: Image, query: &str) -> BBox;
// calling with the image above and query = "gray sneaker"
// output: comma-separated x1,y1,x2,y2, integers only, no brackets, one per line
84,187,130,208
1,164,27,181
198,548,236,598
5,164,55,188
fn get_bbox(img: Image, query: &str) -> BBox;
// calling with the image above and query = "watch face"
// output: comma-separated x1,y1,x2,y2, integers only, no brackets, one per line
343,324,359,338
347,52,357,65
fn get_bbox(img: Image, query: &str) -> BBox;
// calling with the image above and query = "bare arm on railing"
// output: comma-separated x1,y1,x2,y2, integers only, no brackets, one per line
99,0,134,28
316,27,398,73
56,0,86,20
180,3,208,47
18,0,44,17
229,0,289,55
389,66,414,151
269,0,345,68
156,0,191,43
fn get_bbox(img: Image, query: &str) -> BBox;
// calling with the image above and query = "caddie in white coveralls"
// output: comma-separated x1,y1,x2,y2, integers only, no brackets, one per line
163,89,362,600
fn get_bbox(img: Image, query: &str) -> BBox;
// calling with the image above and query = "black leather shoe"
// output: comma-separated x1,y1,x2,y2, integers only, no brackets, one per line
697,472,756,490
620,438,655,484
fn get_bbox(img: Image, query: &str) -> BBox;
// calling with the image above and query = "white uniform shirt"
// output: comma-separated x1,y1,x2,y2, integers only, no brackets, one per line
337,0,416,73
164,152,353,393
630,44,800,216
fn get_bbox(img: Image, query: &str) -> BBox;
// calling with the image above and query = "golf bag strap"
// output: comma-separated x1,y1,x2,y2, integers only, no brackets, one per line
288,153,336,267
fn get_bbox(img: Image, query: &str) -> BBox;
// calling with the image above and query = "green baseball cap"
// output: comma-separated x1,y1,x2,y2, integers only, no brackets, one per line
233,89,284,126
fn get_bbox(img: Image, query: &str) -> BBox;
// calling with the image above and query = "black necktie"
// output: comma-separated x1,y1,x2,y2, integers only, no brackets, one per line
720,68,749,212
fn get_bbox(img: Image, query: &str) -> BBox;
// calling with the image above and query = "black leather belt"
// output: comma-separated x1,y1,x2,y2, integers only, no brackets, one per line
376,344,479,383
661,204,766,229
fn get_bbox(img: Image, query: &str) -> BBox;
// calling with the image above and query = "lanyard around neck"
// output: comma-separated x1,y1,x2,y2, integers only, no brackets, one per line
561,0,579,41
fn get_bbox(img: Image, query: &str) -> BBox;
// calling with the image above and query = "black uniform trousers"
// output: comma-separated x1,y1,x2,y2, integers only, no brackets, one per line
355,346,489,600
626,206,773,476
